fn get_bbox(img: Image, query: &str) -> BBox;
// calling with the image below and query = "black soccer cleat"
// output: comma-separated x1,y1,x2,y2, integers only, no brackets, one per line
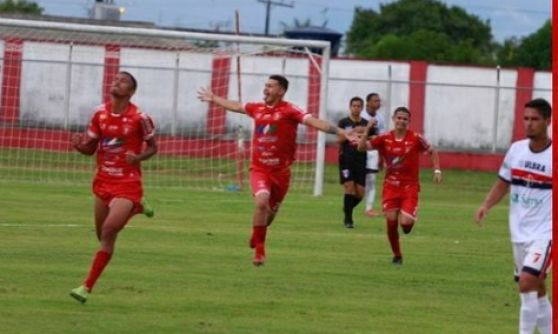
392,256,403,265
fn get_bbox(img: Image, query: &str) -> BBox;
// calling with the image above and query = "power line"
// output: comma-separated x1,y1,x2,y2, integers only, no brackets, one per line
257,0,293,35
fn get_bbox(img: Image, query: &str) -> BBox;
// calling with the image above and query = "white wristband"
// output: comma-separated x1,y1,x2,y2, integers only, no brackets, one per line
434,169,442,174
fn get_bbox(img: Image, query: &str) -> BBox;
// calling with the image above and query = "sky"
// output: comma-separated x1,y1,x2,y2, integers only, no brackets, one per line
31,0,551,42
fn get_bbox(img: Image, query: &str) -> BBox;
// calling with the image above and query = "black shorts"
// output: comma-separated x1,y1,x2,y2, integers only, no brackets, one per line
339,164,366,186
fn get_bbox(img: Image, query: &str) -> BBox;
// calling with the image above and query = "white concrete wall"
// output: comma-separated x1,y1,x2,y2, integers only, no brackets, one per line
533,71,553,137
120,48,178,133
20,42,104,126
425,65,517,151
328,59,410,126
67,45,105,124
12,40,553,152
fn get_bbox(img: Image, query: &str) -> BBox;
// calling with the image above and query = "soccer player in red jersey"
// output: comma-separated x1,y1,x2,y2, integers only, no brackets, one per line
198,74,353,266
69,72,158,303
358,106,442,264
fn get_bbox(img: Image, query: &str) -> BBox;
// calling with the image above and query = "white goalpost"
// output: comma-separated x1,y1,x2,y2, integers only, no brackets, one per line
0,18,331,195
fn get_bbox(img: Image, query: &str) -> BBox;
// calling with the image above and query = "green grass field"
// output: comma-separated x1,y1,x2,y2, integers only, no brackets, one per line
0,168,546,333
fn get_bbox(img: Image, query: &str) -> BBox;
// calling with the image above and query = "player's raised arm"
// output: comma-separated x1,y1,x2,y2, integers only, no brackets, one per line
303,116,355,142
197,86,245,114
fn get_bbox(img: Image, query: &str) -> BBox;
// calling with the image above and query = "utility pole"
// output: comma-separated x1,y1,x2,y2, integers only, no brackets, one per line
257,0,294,35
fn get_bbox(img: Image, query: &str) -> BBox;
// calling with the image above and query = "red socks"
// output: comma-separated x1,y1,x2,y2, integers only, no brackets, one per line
251,226,268,256
252,226,268,246
84,250,112,292
386,219,401,257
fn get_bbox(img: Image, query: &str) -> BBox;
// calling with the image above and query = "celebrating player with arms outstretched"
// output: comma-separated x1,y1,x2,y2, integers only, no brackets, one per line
358,106,441,264
69,72,157,303
198,74,353,266
476,98,552,334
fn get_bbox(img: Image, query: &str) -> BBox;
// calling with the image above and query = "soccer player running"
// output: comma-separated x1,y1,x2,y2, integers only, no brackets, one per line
475,98,552,334
198,74,353,266
360,93,386,217
357,106,441,264
338,96,373,228
69,72,158,303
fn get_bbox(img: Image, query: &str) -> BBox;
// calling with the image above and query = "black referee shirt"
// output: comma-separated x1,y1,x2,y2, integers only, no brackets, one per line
337,116,368,166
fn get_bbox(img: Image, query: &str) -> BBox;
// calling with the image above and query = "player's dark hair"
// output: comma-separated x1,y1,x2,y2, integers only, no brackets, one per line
120,71,137,91
366,93,379,102
269,74,289,91
350,96,364,105
525,98,551,119
393,106,411,117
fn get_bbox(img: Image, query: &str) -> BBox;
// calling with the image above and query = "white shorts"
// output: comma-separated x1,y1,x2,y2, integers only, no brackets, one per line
512,239,552,281
366,150,380,171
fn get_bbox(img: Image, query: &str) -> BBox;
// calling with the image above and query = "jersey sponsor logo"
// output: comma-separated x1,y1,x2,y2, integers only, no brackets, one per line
255,124,278,135
257,136,278,143
511,192,544,207
100,165,124,176
258,157,280,166
521,160,547,173
388,155,405,167
101,137,124,153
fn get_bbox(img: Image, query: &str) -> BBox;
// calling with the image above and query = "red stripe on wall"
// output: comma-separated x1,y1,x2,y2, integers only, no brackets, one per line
408,61,428,134
1,126,509,170
511,68,534,141
103,44,120,102
0,38,23,123
325,145,503,172
207,56,231,135
305,57,322,141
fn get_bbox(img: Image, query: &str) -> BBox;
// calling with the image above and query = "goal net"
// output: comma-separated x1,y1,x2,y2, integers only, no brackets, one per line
0,18,331,195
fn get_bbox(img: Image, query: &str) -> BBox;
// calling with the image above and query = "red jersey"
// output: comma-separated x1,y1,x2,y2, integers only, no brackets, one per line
370,130,430,184
86,102,155,182
245,101,311,171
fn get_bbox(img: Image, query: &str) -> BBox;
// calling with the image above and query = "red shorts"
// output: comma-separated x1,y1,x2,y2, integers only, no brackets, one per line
93,178,144,216
382,181,420,220
250,167,291,212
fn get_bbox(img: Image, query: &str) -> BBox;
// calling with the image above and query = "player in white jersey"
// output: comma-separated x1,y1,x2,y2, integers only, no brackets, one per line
360,93,386,217
475,98,552,334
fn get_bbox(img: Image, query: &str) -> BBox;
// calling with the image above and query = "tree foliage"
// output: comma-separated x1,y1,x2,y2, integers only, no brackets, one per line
346,0,493,64
496,20,551,70
0,0,43,15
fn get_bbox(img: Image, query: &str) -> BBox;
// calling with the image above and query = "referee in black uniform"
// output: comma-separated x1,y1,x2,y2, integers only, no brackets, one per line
338,96,377,228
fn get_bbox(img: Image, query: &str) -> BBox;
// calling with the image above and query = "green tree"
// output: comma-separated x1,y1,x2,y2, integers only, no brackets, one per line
495,20,551,70
512,20,551,70
346,0,494,64
0,0,43,14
